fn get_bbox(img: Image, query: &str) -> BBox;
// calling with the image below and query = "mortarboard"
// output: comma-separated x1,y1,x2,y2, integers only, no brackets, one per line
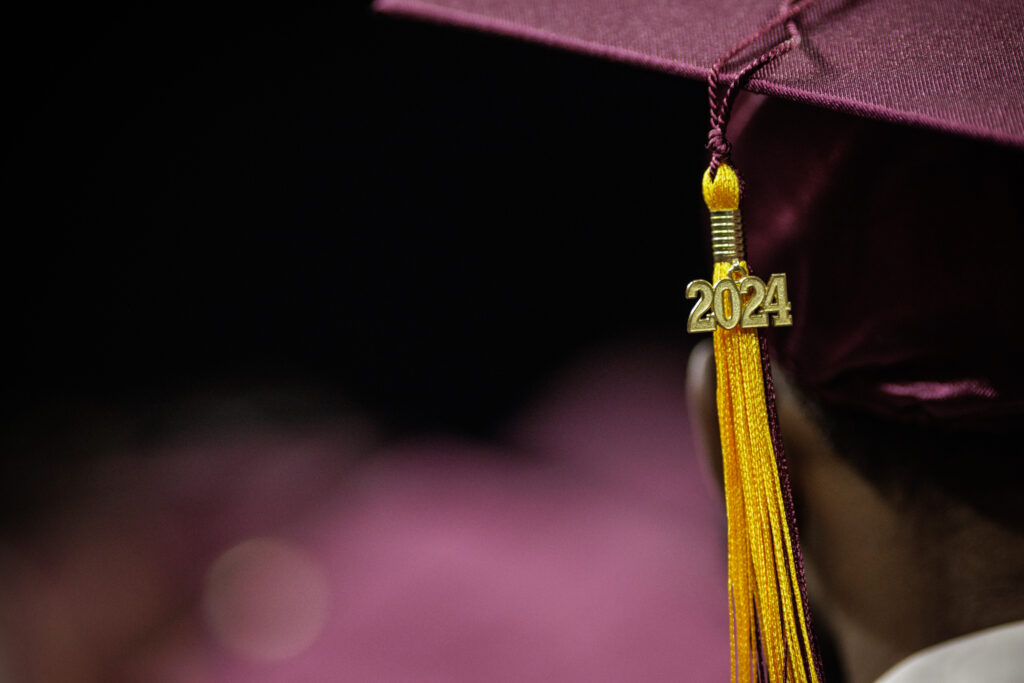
372,0,1024,680
373,0,1024,148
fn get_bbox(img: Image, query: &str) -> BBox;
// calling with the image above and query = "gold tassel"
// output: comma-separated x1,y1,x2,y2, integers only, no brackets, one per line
690,164,818,682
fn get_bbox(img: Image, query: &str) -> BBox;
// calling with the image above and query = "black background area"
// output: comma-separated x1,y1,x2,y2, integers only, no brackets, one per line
0,2,709,437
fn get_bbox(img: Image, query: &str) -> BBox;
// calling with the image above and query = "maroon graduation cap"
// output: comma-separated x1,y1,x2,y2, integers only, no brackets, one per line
374,0,1024,148
372,1,1024,681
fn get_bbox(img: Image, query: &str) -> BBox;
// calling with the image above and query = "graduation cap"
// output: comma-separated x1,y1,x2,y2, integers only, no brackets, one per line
373,0,1024,680
374,0,1024,148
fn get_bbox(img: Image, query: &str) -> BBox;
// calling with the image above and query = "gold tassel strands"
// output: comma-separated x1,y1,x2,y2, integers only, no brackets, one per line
686,163,817,682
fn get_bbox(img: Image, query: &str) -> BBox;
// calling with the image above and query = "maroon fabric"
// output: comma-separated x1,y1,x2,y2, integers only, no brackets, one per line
734,94,1024,428
374,0,1024,149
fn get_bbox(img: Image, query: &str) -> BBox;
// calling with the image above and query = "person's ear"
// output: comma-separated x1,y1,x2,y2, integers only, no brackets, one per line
686,338,724,493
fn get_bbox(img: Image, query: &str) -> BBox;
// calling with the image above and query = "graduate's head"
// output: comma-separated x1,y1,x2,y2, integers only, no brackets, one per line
687,95,1024,681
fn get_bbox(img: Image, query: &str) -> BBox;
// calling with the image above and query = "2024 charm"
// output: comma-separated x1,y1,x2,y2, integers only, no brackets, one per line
686,265,792,333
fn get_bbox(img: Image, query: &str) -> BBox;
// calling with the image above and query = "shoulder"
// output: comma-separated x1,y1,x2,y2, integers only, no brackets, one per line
876,621,1024,683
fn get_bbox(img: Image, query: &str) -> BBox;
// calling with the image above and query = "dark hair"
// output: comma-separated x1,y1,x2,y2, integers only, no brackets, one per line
811,398,1024,530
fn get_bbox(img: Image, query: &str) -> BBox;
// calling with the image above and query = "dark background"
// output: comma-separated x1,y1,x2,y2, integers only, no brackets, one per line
0,2,709,440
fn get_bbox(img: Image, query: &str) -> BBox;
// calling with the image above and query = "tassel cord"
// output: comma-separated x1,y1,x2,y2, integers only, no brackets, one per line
706,0,822,177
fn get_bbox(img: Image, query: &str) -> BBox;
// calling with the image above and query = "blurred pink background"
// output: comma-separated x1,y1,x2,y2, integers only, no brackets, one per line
0,344,726,682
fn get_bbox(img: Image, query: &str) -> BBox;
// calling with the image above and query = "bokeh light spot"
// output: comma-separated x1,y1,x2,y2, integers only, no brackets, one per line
202,537,329,662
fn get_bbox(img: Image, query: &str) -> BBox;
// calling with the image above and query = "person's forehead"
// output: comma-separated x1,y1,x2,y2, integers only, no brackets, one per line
375,0,1024,149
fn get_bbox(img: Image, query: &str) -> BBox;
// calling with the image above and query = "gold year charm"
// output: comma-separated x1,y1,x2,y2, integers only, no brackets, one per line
686,267,793,333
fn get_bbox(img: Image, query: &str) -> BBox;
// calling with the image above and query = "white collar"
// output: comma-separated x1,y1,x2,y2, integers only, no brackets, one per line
875,620,1024,682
